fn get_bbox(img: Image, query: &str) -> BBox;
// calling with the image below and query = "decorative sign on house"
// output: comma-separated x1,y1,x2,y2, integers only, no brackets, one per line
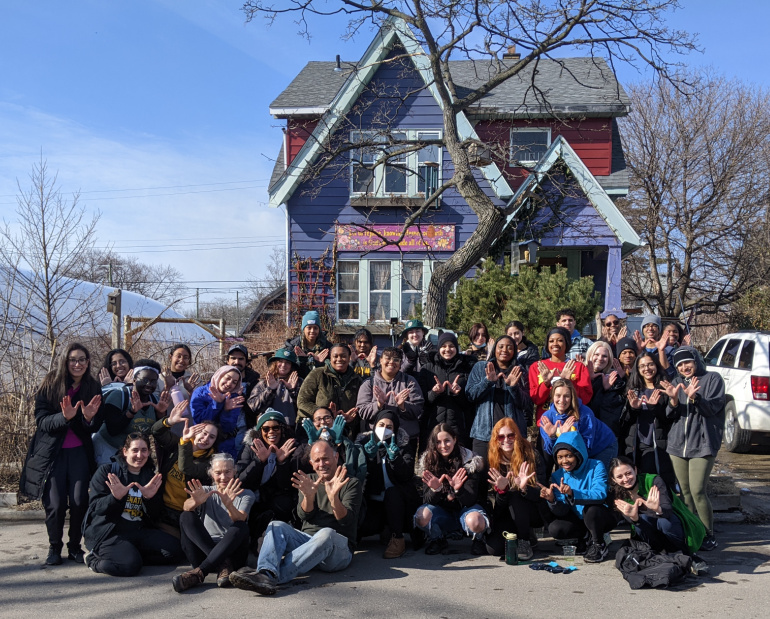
335,224,456,252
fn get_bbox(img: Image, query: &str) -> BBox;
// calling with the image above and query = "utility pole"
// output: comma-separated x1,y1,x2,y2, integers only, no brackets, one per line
236,290,240,335
196,288,200,319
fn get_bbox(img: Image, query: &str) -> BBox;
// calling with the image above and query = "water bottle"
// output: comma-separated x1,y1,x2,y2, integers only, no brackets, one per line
503,531,518,565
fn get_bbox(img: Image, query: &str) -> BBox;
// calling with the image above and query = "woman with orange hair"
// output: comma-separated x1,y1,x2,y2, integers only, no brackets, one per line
485,418,547,560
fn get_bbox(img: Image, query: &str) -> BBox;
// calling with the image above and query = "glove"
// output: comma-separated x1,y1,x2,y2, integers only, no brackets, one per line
363,432,379,458
302,418,320,445
331,414,347,445
386,434,399,461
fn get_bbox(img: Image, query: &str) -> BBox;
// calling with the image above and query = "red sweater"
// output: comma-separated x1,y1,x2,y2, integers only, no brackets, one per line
528,359,593,424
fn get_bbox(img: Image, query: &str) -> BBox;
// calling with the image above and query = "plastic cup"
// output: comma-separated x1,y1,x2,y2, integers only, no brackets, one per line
563,545,576,564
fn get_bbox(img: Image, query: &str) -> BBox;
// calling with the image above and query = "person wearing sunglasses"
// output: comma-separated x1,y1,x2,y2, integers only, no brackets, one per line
599,312,627,354
20,343,103,566
486,419,547,561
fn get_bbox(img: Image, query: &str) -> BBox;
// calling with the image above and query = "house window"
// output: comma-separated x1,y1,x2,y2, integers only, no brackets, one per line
369,261,392,321
510,128,551,165
337,261,359,320
350,130,441,198
401,262,423,320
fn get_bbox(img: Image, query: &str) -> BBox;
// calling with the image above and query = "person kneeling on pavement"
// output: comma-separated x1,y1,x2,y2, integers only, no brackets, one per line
539,432,616,563
229,439,363,595
172,453,255,592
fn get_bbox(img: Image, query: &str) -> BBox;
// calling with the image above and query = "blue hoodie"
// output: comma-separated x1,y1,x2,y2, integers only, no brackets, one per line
539,399,616,459
549,432,607,518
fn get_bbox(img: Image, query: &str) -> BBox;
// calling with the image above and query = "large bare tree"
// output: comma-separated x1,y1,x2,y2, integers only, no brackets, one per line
244,0,694,325
620,70,770,319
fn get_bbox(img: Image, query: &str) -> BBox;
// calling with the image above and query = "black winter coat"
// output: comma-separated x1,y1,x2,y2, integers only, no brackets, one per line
587,374,627,437
20,378,104,500
236,428,296,507
418,351,476,439
355,428,415,497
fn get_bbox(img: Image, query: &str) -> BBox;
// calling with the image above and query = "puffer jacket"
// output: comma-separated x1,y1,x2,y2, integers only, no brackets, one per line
548,431,607,518
416,446,485,512
666,347,725,459
418,351,476,440
236,428,296,505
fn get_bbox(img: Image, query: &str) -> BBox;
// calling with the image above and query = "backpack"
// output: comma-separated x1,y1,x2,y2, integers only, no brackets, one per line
615,540,693,589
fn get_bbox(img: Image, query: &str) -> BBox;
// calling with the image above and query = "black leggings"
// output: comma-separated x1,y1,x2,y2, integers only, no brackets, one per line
487,494,544,556
360,483,421,538
89,522,182,577
43,447,90,552
548,505,616,545
179,511,249,575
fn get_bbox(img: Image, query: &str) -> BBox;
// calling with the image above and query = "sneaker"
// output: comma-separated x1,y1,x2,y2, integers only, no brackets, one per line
529,530,539,548
217,560,234,588
67,548,85,564
517,539,534,561
45,546,62,566
383,535,406,559
425,538,448,555
229,568,278,596
584,542,609,564
471,538,487,556
700,533,718,551
172,567,205,593
691,559,710,576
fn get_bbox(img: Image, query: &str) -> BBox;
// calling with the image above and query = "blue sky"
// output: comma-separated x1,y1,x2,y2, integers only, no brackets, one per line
0,0,767,312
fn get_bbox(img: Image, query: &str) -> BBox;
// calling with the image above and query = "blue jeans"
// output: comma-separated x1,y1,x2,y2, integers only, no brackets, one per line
413,504,489,541
634,512,686,553
257,521,352,584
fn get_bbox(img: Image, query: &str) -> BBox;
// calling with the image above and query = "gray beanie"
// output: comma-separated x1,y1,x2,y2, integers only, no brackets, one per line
641,315,662,330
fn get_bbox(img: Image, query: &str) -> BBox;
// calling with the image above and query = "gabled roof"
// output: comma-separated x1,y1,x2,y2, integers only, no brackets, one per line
240,284,286,336
268,16,514,207
504,135,641,256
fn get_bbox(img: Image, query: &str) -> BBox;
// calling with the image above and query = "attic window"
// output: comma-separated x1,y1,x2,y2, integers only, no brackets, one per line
510,128,551,166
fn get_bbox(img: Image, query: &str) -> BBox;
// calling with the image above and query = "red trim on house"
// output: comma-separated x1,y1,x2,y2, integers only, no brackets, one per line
286,119,319,165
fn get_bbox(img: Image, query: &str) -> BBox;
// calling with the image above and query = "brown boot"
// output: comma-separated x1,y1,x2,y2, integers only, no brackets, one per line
217,560,234,588
383,534,406,559
172,567,205,593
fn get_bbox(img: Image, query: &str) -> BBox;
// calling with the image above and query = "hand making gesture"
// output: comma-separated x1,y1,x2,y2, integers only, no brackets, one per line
186,478,215,508
504,366,522,388
324,465,350,500
275,438,297,463
250,438,270,463
488,467,510,492
511,461,536,492
106,472,131,500
80,394,102,422
138,473,163,499
292,470,322,498
537,361,554,384
61,395,78,421
560,359,576,380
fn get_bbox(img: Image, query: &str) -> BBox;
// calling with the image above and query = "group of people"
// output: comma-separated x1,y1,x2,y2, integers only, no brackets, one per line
19,307,725,595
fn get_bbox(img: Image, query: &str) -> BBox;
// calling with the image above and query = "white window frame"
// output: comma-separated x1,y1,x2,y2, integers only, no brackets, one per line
336,259,434,323
350,130,442,198
336,260,360,321
509,127,551,166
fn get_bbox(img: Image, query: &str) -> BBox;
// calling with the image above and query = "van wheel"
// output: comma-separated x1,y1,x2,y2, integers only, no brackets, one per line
723,401,752,453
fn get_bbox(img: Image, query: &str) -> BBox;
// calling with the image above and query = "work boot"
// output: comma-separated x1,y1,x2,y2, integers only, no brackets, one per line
45,545,62,566
217,559,234,588
229,568,278,595
383,534,406,559
172,567,205,593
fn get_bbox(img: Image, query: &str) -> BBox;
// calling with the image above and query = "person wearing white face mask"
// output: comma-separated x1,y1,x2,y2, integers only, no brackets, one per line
355,410,419,558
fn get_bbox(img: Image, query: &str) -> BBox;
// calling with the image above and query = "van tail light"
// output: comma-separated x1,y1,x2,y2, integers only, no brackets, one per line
751,375,769,400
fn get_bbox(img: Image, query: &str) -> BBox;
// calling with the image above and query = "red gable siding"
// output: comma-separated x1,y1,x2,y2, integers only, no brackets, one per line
286,119,319,165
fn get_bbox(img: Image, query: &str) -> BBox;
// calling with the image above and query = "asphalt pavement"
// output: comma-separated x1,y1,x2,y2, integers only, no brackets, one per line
1,520,768,619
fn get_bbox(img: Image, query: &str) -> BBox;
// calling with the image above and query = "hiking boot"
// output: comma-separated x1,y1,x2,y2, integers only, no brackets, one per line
217,560,234,588
172,567,205,593
517,539,534,561
471,538,487,556
67,548,85,564
425,538,448,555
584,542,609,564
229,568,278,595
700,533,718,551
383,535,406,559
45,546,62,566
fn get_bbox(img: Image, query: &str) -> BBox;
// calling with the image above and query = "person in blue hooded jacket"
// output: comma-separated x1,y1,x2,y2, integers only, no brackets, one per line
190,366,246,459
539,431,616,563
539,378,617,471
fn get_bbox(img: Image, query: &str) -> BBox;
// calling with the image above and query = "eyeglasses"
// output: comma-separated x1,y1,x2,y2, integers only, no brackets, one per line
314,415,334,424
604,320,620,327
497,433,516,442
68,357,88,365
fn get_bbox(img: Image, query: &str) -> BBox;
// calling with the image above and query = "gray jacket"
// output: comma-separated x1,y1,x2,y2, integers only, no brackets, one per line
665,346,725,459
356,370,424,440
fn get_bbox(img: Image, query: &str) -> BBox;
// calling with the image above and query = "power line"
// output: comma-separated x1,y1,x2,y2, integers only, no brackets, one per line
104,242,281,254
0,179,271,199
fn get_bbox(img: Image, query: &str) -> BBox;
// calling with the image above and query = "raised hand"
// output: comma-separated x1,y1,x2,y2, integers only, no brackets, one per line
186,372,201,392
647,389,662,406
130,388,143,414
575,354,585,366
153,390,170,414
394,387,411,409
302,418,320,445
373,385,387,408
61,395,78,421
266,371,280,390
557,415,576,433
81,394,102,422
560,359,576,380
250,438,270,463
285,371,299,390
223,394,245,411
655,337,668,353
604,370,619,389
505,365,522,387
363,432,379,457
627,389,642,409
538,482,555,502
167,400,189,426
292,470,321,498
217,477,244,507
450,467,467,492
615,498,641,521
161,368,176,391
138,473,163,499
331,415,347,444
181,420,200,442
556,480,572,497
186,478,214,507
633,330,644,352
612,358,626,377
386,435,399,461
124,369,134,385
294,345,307,358
537,361,554,383
325,465,349,500
448,375,462,395
512,461,536,491
644,485,661,513
540,416,557,438
488,467,509,492
618,325,628,340
422,470,442,491
485,362,499,383
277,438,296,463
105,472,131,499
313,348,329,364
367,345,378,368
659,380,682,399
682,333,692,346
208,382,225,403
683,377,700,399
340,407,358,423
99,367,112,387
432,376,446,393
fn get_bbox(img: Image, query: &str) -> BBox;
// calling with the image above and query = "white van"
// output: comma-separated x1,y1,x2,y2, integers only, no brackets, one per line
704,331,770,452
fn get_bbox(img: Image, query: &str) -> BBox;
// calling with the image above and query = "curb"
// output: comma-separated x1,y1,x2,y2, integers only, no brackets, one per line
0,508,45,522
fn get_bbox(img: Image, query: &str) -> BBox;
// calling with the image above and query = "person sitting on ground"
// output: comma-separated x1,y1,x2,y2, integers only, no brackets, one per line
99,348,134,392
608,456,705,555
172,454,256,592
555,308,594,361
190,365,245,459
399,319,434,377
229,439,363,595
83,433,183,576
540,379,618,471
356,347,424,457
297,343,362,440
355,410,418,559
660,346,725,552
298,407,367,485
413,424,489,556
418,331,476,447
19,342,103,566
505,320,540,373
237,409,298,542
226,344,261,429
247,347,302,428
584,341,626,437
95,359,170,465
529,326,593,425
615,336,638,378
285,310,332,379
349,327,379,377
485,418,547,561
466,335,530,461
464,322,492,362
152,401,219,533
539,432,616,563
